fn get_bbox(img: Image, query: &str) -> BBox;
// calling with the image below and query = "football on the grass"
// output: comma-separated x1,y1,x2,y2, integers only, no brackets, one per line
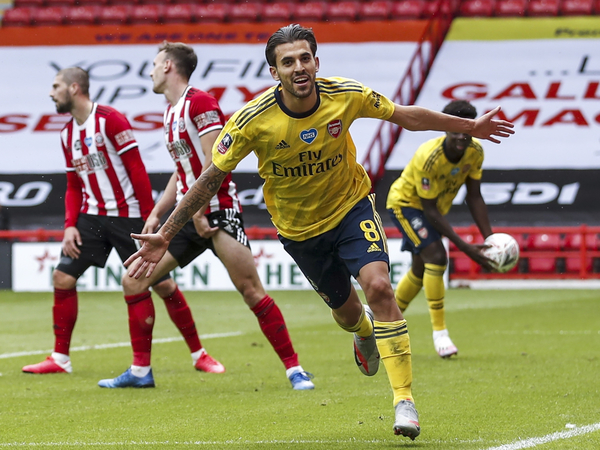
483,233,520,273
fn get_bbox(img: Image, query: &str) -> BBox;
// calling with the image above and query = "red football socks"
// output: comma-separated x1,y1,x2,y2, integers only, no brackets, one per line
251,295,299,369
160,287,202,354
125,291,155,367
53,288,78,355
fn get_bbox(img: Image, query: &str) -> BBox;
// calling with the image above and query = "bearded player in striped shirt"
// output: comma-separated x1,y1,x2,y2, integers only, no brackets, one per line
97,42,313,390
22,67,222,382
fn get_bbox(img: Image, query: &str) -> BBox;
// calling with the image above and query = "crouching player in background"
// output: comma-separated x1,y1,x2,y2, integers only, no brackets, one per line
387,100,496,358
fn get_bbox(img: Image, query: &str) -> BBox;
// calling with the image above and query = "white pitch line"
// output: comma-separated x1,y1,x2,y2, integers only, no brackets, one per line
484,422,600,450
0,439,389,447
0,331,243,360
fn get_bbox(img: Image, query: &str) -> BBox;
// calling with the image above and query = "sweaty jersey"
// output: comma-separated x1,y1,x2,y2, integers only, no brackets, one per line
60,103,153,224
212,77,395,241
386,135,484,215
164,86,241,213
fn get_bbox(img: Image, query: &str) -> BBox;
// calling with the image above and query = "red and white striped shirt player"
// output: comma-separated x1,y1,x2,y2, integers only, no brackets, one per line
163,86,241,213
60,103,154,226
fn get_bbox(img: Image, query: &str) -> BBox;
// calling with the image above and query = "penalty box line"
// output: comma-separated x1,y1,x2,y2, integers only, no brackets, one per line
484,422,600,450
0,331,243,360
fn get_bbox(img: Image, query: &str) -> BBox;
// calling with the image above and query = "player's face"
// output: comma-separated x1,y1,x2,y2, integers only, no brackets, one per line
270,40,319,109
445,131,472,161
150,51,167,94
49,75,73,114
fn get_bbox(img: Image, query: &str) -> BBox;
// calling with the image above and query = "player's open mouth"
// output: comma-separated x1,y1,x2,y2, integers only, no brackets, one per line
294,76,309,85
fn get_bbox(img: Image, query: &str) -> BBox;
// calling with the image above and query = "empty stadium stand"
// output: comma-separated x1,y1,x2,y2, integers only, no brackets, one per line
3,0,599,27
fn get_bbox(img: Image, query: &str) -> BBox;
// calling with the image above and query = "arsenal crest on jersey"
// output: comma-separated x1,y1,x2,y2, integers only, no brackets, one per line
327,119,342,138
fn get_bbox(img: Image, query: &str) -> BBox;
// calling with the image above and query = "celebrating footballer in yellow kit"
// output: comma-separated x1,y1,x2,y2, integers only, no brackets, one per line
124,24,515,440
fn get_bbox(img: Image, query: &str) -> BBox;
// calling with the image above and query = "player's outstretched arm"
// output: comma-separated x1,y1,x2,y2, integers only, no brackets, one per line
389,104,515,143
124,163,229,278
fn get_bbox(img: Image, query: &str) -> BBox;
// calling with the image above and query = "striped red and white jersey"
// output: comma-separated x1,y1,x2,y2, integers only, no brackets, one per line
164,86,241,214
60,103,153,221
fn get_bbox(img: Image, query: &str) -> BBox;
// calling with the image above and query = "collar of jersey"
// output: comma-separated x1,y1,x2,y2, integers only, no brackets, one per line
274,83,321,119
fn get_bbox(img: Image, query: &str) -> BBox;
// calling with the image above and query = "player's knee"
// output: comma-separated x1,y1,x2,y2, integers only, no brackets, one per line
364,275,394,302
152,278,177,298
52,269,76,290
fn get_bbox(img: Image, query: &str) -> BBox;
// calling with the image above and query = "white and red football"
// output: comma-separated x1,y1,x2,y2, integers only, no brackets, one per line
482,233,520,273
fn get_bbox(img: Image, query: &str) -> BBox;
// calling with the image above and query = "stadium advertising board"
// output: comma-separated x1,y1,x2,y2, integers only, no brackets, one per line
11,239,423,292
382,17,600,225
0,22,422,229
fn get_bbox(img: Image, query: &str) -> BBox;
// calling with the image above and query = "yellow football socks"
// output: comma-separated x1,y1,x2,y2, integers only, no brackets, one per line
331,306,373,338
394,268,423,312
374,319,413,405
423,263,447,332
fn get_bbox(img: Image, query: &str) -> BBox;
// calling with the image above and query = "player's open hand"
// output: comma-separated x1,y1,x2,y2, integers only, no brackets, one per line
124,232,170,279
471,106,515,144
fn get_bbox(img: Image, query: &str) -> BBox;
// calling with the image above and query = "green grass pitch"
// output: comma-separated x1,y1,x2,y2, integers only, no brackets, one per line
1,288,600,449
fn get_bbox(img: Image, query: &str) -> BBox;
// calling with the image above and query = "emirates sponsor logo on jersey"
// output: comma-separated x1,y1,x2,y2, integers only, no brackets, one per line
167,140,193,162
115,129,134,146
217,133,233,155
272,153,343,178
327,120,342,138
72,151,108,175
193,110,221,130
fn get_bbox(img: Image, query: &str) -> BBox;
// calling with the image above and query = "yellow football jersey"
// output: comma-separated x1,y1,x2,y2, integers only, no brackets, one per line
386,135,484,215
212,77,395,241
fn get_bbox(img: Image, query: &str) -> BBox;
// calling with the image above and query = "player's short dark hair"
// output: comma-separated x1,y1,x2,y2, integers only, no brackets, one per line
442,100,477,119
158,41,198,81
265,24,318,67
58,67,90,96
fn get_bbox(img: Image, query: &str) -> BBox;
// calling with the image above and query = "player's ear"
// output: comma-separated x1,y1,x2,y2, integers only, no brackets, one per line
269,66,280,82
315,56,320,72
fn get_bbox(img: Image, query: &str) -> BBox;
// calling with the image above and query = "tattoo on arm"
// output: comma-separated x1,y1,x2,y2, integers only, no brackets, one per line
161,164,228,240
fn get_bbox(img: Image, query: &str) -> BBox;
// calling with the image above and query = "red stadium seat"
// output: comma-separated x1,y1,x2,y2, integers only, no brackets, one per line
45,0,75,6
390,0,424,19
526,232,562,251
494,0,527,16
77,0,109,5
14,0,44,7
459,0,494,16
359,1,392,20
560,0,593,14
32,6,66,26
194,3,228,22
293,2,327,21
565,256,593,273
228,2,261,22
64,5,99,25
2,7,34,26
262,2,294,22
98,5,130,25
326,1,360,21
452,256,481,274
527,257,557,273
563,233,599,251
527,0,560,15
130,4,163,24
163,3,193,23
